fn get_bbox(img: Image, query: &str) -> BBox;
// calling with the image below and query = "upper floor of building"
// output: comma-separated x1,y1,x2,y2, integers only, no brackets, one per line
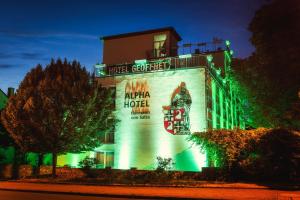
101,27,181,66
96,27,233,80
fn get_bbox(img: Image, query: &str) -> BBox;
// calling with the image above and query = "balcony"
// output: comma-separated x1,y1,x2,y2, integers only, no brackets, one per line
95,53,209,78
146,47,178,59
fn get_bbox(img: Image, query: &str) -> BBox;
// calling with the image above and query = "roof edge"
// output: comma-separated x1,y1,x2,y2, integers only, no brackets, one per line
0,88,7,97
101,26,182,41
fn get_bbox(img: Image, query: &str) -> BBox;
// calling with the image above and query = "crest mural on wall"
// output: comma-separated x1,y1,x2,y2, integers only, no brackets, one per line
162,82,192,135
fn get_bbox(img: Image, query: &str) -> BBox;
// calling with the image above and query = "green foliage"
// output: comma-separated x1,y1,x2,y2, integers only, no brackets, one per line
1,59,115,176
232,0,300,129
0,122,14,147
156,156,175,172
189,129,267,169
78,156,99,178
190,128,300,181
79,156,98,169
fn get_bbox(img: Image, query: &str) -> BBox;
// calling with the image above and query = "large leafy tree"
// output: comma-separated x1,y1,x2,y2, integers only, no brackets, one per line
1,59,115,176
232,0,300,129
0,121,13,148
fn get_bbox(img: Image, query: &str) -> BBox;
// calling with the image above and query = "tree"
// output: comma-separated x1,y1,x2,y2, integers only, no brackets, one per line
232,0,300,129
1,99,27,178
1,59,115,176
253,129,300,181
0,122,13,148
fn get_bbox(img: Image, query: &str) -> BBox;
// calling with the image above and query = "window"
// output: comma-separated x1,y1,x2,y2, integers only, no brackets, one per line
104,117,115,144
96,152,105,166
104,131,114,144
95,152,114,168
105,152,114,167
153,34,167,58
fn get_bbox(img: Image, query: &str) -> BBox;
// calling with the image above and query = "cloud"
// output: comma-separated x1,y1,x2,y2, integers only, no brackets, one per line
0,52,14,59
20,52,43,60
0,30,98,40
0,64,18,69
0,51,45,61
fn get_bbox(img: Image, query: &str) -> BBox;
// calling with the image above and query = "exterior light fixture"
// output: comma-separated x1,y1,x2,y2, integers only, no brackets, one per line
179,54,192,59
94,64,106,77
135,59,147,65
206,55,213,62
225,40,230,46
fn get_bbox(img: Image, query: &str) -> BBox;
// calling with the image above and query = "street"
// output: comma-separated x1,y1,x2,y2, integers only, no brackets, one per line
0,182,300,200
0,190,151,200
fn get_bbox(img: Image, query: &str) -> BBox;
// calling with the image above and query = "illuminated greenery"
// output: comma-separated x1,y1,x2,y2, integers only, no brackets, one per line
156,156,175,172
190,128,300,181
189,129,267,169
1,59,115,177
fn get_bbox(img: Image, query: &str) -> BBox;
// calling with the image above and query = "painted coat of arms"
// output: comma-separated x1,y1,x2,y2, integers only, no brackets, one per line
162,82,192,135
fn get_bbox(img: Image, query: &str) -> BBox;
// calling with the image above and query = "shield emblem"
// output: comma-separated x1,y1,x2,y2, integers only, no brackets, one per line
163,107,185,135
162,82,192,135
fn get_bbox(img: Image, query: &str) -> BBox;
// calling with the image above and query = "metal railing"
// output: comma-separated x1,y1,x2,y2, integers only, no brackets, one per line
95,53,210,78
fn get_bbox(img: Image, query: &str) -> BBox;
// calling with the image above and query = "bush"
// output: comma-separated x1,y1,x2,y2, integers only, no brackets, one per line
189,128,267,169
79,156,99,178
156,156,175,172
79,156,98,169
190,128,300,181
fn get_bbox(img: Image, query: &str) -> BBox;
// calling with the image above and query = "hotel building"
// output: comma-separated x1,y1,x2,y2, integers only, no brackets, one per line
58,27,245,171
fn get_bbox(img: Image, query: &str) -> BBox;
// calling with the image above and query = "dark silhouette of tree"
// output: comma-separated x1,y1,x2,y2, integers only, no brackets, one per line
253,129,300,181
232,0,300,129
1,59,115,177
0,122,13,147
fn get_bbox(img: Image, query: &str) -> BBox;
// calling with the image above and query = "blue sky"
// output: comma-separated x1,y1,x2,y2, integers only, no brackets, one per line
0,0,265,92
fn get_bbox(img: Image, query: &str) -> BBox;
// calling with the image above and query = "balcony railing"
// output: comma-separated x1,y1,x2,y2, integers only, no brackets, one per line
95,53,210,78
146,48,178,59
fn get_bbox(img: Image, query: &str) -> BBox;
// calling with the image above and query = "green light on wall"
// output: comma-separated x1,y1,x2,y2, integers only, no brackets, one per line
179,54,192,59
211,80,217,129
118,143,130,169
57,152,89,167
230,50,234,55
219,89,224,128
113,68,208,171
191,145,207,170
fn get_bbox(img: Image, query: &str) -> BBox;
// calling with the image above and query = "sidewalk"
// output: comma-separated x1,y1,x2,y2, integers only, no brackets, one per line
0,181,300,199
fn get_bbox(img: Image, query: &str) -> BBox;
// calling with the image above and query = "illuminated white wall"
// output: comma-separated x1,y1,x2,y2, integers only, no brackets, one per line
115,68,207,171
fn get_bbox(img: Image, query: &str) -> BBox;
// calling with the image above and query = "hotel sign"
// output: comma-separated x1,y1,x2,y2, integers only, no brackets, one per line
106,59,171,75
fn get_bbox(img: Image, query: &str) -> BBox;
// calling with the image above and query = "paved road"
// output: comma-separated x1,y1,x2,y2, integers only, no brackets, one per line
0,190,151,200
0,182,299,200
